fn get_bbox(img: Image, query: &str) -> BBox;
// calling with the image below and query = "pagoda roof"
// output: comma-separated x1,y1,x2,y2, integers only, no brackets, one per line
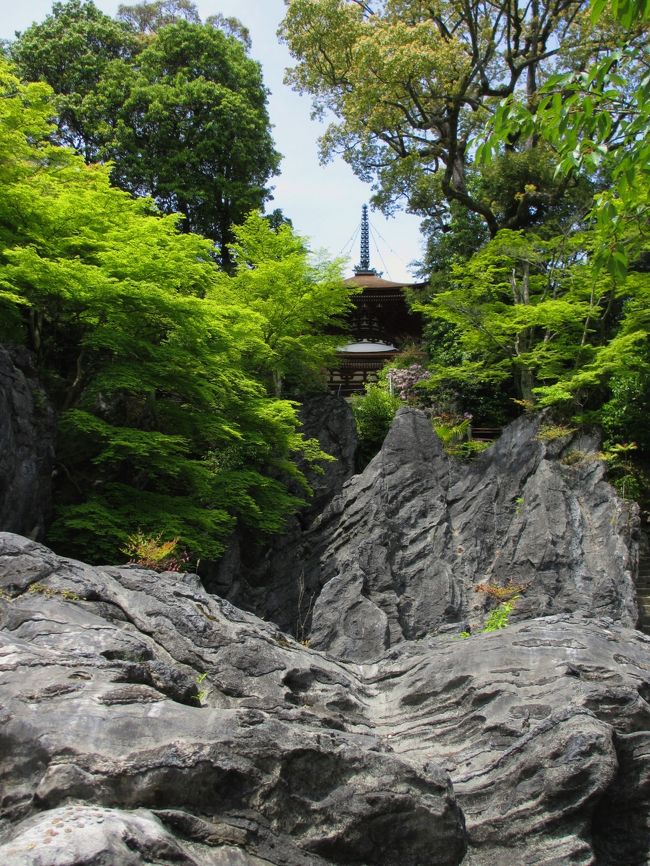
345,271,413,290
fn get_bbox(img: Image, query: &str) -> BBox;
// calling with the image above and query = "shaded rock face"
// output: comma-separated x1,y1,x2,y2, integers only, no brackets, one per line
204,393,357,634
0,346,55,540
2,532,650,865
305,409,638,662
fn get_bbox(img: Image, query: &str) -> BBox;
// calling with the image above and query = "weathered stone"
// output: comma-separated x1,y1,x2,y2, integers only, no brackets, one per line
0,346,55,540
0,533,466,866
0,397,647,865
1,533,649,864
366,613,650,865
307,408,638,661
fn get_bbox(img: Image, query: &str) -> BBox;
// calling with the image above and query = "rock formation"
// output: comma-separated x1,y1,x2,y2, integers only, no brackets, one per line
0,346,55,540
0,532,466,866
0,408,648,865
303,409,637,661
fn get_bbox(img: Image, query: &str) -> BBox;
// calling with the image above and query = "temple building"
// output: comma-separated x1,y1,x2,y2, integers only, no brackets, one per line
328,205,423,396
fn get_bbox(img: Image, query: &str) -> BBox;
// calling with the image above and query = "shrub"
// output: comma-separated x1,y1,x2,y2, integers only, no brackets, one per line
482,599,517,632
536,423,577,442
474,580,525,601
122,532,189,572
385,363,431,401
351,383,401,468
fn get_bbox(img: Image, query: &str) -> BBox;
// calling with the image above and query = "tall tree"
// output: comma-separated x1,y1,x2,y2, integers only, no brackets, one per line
417,229,626,404
478,1,649,278
216,211,354,396
88,21,281,266
464,0,649,419
280,0,640,238
11,3,280,266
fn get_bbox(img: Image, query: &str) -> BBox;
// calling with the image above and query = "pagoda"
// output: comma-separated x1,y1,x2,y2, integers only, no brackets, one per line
328,205,422,396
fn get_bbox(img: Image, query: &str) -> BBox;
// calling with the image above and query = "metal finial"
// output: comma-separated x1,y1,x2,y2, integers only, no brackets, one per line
356,203,371,273
359,204,370,271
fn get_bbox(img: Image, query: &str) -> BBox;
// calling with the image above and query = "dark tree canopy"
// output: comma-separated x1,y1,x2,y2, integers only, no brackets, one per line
9,0,137,157
11,1,280,266
90,21,280,266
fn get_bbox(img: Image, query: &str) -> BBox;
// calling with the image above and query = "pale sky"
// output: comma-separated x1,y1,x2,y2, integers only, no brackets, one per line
2,0,425,281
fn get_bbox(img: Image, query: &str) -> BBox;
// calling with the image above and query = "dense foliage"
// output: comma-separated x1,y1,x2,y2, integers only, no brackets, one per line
216,211,356,397
11,0,280,266
350,384,401,469
0,59,349,564
416,228,649,411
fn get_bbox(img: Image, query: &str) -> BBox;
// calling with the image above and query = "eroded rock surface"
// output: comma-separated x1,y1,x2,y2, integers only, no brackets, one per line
0,533,465,866
1,532,650,865
306,409,638,661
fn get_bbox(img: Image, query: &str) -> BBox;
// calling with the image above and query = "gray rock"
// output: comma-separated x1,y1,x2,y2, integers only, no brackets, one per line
368,614,650,866
0,533,649,864
0,346,55,540
0,533,466,866
307,409,638,662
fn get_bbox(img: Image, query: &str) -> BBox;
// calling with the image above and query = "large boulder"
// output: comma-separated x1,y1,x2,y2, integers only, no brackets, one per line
369,614,650,866
1,533,649,865
0,346,55,540
0,533,465,866
306,409,638,661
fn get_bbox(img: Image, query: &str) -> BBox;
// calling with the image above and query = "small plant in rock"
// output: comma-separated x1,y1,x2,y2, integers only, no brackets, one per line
561,449,589,466
601,442,638,461
474,580,525,601
194,672,208,704
432,413,472,454
482,599,517,632
599,442,646,504
457,597,519,638
27,583,81,601
536,423,576,442
511,398,535,414
452,438,493,459
122,532,189,572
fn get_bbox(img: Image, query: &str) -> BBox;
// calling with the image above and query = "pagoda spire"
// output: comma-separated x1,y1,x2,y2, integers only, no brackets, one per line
354,204,375,274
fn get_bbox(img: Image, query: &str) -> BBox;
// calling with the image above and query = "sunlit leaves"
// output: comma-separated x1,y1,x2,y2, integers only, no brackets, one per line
215,211,355,396
0,60,331,563
417,228,638,402
477,0,649,279
282,0,603,234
